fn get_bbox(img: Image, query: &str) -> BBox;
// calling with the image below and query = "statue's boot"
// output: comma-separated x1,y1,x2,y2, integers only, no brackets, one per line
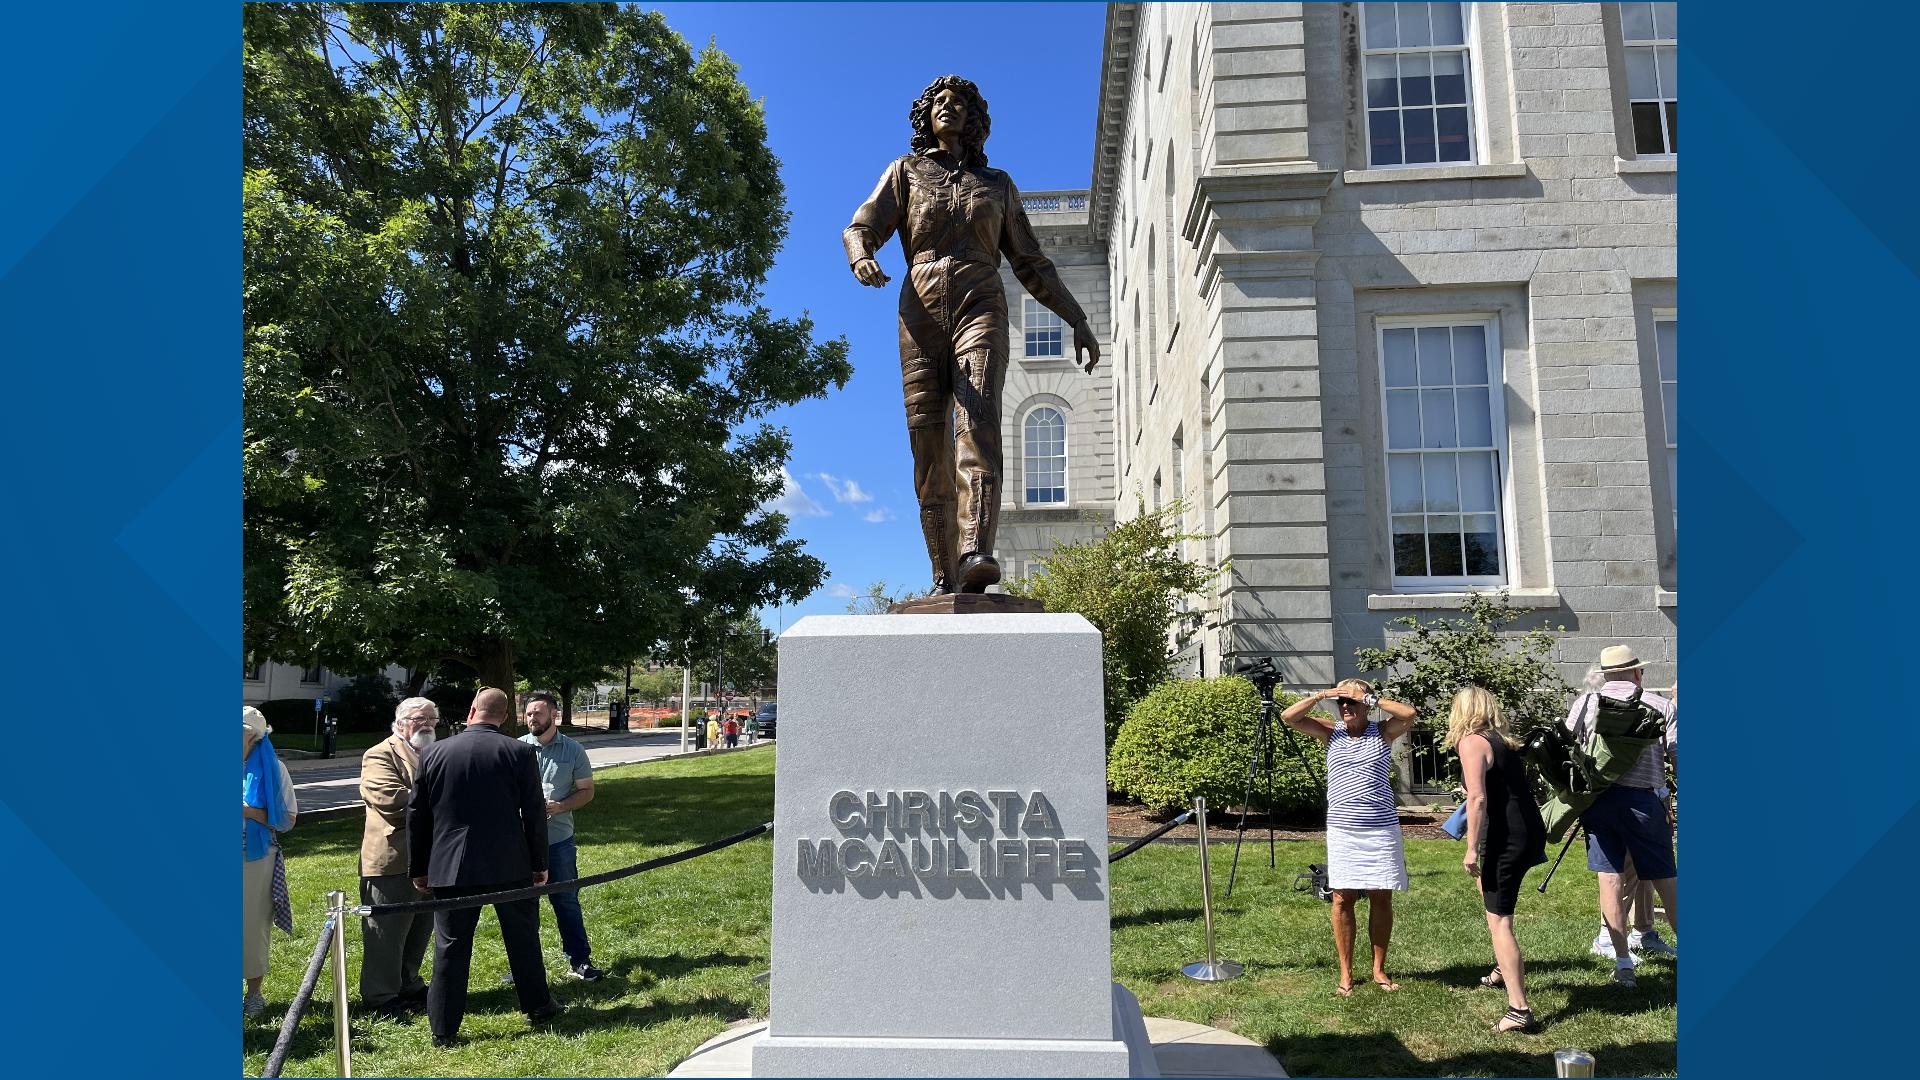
953,348,1004,593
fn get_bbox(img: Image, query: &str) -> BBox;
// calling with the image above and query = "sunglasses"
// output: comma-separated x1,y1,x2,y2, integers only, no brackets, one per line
1334,696,1364,708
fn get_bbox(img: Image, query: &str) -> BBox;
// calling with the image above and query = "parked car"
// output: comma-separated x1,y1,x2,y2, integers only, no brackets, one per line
755,703,777,740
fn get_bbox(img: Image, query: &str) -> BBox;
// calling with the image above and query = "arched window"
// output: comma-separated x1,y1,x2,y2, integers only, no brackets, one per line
1024,407,1068,505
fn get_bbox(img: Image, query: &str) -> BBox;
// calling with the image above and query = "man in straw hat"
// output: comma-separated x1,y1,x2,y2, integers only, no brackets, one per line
1563,644,1678,988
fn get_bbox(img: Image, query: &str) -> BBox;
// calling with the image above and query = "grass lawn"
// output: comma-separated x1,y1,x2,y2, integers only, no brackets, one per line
244,749,1674,1077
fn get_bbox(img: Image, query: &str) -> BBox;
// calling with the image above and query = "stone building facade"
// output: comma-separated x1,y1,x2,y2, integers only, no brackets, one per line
993,191,1118,579
994,2,1678,712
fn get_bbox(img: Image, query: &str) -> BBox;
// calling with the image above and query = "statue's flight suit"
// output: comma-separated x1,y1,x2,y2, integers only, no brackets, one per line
844,148,1089,592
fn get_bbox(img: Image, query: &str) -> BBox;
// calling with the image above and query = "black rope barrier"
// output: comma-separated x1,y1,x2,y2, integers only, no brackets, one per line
1109,808,1195,865
261,912,337,1079
359,821,774,917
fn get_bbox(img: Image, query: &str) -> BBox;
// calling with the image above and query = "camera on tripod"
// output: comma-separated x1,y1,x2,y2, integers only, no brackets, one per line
1233,655,1282,696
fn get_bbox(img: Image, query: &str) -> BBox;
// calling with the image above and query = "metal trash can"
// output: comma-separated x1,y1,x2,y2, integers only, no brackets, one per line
1554,1048,1595,1078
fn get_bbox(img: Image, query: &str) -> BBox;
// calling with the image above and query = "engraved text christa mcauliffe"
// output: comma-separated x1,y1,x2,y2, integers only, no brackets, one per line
796,789,1094,883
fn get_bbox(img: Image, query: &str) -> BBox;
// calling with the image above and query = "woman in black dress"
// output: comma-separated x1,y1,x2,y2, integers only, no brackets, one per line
1448,686,1547,1032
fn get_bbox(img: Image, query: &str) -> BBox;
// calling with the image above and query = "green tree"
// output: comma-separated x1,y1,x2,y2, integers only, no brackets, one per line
1006,501,1219,743
1353,591,1572,751
688,612,776,697
243,4,850,691
843,580,926,615
629,667,683,707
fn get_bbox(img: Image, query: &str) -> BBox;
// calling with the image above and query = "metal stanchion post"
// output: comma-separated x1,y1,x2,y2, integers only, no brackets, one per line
327,889,353,1078
1181,797,1243,982
1553,1049,1595,1077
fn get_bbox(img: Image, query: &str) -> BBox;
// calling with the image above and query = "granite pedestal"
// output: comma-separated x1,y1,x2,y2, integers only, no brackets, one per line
751,613,1154,1077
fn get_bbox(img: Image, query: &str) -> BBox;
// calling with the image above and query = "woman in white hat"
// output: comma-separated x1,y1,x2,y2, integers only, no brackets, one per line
242,706,299,1019
1281,679,1420,996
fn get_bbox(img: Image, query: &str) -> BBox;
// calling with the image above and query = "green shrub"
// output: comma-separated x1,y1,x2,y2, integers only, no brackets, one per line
256,698,317,737
330,674,401,733
1354,591,1574,772
1107,676,1322,817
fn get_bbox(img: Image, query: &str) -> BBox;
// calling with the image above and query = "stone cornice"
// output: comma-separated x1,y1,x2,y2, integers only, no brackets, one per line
1181,166,1338,292
1088,2,1140,245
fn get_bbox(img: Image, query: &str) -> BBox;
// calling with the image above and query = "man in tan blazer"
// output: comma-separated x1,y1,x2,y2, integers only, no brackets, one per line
358,696,439,1017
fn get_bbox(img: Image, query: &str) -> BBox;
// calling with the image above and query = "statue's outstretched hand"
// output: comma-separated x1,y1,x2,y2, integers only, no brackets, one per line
852,257,890,287
1073,319,1101,374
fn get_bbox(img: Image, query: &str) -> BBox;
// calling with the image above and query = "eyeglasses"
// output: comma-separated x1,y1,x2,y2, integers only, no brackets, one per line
1334,697,1364,709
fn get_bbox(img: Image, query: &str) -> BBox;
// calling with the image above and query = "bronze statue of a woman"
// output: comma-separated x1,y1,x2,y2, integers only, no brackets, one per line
844,75,1101,595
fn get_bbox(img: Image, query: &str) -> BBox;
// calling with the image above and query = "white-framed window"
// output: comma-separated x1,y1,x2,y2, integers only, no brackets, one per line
300,663,324,684
1621,3,1677,155
1653,310,1676,530
1360,3,1476,167
1023,407,1068,504
1023,297,1063,358
1379,316,1508,586
244,657,263,681
1171,428,1187,562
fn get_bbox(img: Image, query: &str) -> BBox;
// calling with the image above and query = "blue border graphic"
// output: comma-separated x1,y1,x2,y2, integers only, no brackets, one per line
1,3,1911,1075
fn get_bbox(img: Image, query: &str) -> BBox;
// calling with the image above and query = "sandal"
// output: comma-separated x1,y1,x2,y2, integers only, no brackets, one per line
1494,1006,1538,1033
1335,979,1355,998
1372,978,1401,992
1479,968,1505,989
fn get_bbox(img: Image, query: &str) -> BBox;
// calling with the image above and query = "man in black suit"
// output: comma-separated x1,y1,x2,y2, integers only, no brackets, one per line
409,687,563,1045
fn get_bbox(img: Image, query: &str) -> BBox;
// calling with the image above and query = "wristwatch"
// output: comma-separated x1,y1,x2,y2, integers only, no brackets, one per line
1363,692,1380,708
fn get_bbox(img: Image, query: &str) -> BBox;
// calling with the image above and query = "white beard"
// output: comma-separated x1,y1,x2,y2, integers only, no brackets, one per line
408,730,436,751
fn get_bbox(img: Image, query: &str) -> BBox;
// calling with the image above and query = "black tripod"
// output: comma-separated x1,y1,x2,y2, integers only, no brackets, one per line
1536,825,1584,893
1225,657,1323,897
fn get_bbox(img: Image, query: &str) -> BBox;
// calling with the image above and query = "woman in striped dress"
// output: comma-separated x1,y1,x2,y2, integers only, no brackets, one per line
1281,679,1419,996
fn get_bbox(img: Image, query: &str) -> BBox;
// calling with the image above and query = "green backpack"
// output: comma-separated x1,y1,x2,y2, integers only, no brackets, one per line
1537,689,1666,842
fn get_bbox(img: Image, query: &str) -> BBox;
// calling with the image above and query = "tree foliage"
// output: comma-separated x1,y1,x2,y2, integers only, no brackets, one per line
628,667,683,706
1006,501,1220,744
1353,591,1573,744
842,580,927,615
686,612,776,694
243,4,850,691
1108,677,1319,817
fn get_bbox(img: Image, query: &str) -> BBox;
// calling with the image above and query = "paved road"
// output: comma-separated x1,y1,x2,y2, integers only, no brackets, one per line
289,729,767,813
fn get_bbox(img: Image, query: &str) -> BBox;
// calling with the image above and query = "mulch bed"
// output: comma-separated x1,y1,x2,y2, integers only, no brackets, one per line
1107,803,1451,843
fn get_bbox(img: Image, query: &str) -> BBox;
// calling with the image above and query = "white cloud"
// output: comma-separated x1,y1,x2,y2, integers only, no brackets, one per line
863,507,895,523
824,582,860,599
817,473,874,505
766,467,828,518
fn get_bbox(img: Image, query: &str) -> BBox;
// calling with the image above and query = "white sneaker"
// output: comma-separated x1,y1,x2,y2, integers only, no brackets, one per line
1590,928,1616,959
1637,931,1677,958
243,992,268,1019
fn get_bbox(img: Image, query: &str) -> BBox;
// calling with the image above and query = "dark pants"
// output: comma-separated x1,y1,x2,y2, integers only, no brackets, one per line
725,732,739,748
545,838,591,967
428,884,553,1039
358,874,432,1007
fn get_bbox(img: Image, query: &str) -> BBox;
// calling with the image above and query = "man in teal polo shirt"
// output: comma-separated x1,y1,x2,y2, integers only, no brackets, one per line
521,692,602,981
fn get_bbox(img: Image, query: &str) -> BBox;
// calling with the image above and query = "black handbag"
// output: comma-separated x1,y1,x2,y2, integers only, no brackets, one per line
1293,862,1333,902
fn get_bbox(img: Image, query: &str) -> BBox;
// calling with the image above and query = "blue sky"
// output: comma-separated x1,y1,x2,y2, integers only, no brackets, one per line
647,2,1108,632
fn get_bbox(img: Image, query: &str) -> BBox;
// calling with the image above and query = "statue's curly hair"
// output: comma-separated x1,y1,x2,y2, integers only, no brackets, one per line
908,75,991,166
